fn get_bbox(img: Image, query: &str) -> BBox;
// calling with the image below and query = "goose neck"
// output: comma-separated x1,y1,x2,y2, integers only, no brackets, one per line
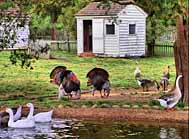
176,75,182,89
7,109,14,124
27,105,34,119
176,75,182,97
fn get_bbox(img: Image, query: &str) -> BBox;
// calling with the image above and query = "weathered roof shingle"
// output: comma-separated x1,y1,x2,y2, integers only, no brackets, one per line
76,1,135,16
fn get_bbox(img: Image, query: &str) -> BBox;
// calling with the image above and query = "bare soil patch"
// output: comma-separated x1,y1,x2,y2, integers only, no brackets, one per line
79,88,161,102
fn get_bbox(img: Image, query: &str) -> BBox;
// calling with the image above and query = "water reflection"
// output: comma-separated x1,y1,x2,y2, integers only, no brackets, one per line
0,119,76,139
0,119,188,139
159,127,183,139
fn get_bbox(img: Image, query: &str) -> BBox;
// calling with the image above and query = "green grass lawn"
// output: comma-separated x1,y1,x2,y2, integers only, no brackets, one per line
0,51,176,107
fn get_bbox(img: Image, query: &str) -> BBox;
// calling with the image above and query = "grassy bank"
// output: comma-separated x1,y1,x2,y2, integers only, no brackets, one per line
0,51,176,107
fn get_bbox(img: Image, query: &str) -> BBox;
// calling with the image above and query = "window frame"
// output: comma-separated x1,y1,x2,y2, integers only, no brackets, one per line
106,24,115,35
129,24,136,35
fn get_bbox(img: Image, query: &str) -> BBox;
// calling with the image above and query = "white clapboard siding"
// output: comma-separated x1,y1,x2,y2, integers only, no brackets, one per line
118,4,147,56
76,19,83,54
104,19,119,56
92,19,104,54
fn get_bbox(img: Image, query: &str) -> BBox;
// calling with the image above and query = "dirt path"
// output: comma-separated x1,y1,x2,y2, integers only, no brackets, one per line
79,88,161,102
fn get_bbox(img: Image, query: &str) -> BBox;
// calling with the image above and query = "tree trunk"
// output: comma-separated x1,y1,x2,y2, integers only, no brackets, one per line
147,41,155,56
51,15,57,40
51,24,56,40
67,32,70,53
174,14,189,104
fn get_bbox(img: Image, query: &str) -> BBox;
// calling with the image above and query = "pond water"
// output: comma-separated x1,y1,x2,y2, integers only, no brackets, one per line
0,119,188,139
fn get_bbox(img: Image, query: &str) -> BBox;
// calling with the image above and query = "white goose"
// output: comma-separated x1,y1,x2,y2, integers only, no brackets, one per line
13,106,22,121
26,103,53,123
156,74,183,109
5,108,35,128
0,106,22,127
134,66,141,79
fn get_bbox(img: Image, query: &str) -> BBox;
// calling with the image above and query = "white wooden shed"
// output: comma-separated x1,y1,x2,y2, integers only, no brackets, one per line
75,1,148,57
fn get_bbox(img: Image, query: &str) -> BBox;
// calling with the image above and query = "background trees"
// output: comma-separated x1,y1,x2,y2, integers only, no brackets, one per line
31,0,74,40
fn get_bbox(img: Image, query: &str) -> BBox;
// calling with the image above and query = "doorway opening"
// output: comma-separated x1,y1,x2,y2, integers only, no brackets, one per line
83,20,92,52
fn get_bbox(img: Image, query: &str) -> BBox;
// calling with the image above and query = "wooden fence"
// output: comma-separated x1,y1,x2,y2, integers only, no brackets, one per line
37,39,175,57
153,44,174,57
50,40,77,52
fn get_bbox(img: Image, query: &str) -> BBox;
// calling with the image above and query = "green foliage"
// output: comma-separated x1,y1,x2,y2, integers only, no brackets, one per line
9,51,34,69
177,101,185,108
0,0,13,10
148,100,160,106
30,15,51,30
96,100,113,106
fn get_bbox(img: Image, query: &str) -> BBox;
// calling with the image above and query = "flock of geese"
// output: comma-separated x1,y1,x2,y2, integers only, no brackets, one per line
134,63,183,109
0,103,53,128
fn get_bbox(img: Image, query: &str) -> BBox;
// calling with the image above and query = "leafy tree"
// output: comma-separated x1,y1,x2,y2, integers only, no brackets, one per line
32,0,74,40
58,0,91,51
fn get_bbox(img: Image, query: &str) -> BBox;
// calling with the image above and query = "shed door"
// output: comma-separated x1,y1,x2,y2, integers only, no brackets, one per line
77,19,83,54
92,19,104,53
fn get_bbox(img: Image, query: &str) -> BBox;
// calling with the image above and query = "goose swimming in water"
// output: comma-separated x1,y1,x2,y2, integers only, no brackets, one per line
26,103,53,123
0,106,22,127
3,108,35,128
156,74,183,109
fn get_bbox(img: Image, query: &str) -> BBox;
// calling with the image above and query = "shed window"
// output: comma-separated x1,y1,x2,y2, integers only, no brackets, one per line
129,24,136,35
106,24,115,35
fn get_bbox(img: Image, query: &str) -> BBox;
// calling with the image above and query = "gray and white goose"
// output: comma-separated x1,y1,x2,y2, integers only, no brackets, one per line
134,66,160,92
156,74,183,109
160,66,170,91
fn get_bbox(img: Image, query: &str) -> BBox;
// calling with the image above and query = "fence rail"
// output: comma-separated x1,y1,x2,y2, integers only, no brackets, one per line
35,39,174,57
154,44,174,57
49,40,77,52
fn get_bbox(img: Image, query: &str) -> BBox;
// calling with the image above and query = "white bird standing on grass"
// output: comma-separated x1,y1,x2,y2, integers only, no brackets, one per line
134,61,141,80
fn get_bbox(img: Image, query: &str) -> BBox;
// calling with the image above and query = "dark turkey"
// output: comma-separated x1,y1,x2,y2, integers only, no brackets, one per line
50,66,66,86
50,66,81,99
86,68,110,98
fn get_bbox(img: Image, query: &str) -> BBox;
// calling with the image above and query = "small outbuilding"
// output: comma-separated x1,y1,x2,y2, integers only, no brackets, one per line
75,1,148,57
